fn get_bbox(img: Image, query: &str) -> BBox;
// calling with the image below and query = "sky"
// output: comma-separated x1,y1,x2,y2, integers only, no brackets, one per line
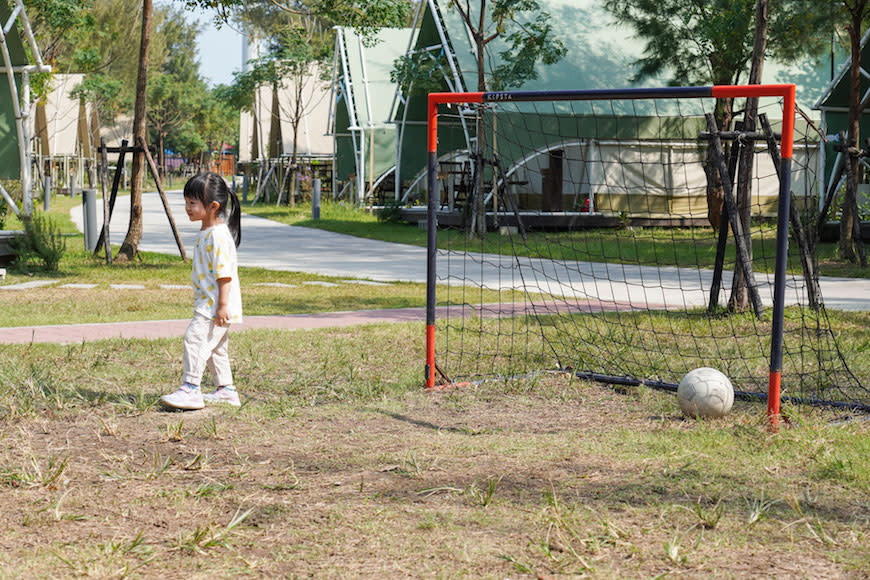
190,8,244,87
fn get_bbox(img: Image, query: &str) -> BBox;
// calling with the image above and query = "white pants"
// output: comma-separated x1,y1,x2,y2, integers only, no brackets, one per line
182,313,233,387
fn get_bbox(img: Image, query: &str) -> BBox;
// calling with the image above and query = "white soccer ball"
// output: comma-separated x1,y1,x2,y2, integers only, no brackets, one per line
677,367,734,418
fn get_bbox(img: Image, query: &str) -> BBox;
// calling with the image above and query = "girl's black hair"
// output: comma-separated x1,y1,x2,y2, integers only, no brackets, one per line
183,172,241,247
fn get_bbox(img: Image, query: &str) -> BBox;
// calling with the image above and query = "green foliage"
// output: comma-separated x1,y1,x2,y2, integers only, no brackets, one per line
147,10,207,155
391,51,448,96
185,0,411,37
10,211,66,272
603,0,755,85
24,0,93,99
488,0,567,91
442,0,566,91
27,0,174,114
70,74,123,122
602,0,835,86
232,23,332,102
0,197,8,230
25,0,94,63
375,199,405,223
319,0,411,39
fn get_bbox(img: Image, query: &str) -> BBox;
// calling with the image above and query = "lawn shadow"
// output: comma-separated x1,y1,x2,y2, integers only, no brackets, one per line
368,408,472,435
75,387,158,412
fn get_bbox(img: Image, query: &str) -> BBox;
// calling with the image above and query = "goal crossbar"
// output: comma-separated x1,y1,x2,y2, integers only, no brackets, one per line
424,85,797,429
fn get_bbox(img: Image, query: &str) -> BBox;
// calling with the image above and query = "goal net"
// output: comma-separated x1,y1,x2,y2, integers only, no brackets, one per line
423,86,869,415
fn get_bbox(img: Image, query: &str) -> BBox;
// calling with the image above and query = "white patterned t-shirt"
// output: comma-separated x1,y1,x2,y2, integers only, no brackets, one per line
191,223,243,323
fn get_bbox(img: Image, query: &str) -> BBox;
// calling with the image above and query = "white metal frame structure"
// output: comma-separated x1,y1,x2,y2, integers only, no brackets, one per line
389,0,474,203
330,26,364,205
0,0,51,218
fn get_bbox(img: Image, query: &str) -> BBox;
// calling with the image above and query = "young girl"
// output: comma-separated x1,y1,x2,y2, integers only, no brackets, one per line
161,172,243,410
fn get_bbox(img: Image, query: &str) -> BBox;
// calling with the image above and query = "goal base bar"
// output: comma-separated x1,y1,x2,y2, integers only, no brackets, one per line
574,372,870,413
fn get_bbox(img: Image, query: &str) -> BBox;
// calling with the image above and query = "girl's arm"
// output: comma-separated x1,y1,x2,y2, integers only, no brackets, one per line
215,277,232,326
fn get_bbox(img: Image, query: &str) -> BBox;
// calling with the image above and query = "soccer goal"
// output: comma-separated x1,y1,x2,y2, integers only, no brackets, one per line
423,86,869,424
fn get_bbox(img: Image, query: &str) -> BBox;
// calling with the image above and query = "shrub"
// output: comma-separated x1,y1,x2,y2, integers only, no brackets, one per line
0,198,7,230
10,211,66,271
376,199,406,224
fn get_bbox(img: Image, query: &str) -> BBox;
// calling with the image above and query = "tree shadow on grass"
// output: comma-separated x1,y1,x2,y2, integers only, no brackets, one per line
367,408,471,435
74,387,158,413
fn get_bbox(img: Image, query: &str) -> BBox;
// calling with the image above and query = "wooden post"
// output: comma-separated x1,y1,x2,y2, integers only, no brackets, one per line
95,138,128,254
97,139,112,264
705,114,764,319
138,136,187,261
840,137,867,267
708,122,743,313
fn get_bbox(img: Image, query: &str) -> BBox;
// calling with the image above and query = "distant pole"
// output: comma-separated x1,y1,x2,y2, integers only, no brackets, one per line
242,172,249,205
98,138,112,264
312,177,321,220
43,175,50,211
82,189,97,251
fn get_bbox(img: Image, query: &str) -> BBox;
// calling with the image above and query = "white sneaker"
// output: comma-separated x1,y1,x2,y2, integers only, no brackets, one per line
160,385,205,410
202,386,241,407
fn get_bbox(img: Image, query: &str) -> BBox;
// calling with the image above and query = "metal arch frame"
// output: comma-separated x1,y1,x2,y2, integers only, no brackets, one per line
333,26,366,205
392,0,474,203
0,0,51,218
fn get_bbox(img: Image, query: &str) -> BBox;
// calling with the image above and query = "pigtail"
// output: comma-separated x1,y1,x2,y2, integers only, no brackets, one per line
184,172,241,247
228,189,242,247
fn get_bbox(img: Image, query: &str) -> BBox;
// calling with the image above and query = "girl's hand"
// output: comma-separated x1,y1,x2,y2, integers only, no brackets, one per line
215,277,232,326
215,304,230,327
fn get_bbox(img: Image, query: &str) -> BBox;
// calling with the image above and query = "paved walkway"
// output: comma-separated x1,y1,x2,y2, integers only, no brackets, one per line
69,190,870,311
72,190,430,282
2,190,867,346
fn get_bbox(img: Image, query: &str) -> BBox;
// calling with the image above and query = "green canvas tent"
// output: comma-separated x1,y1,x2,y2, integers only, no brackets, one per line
0,0,51,217
813,29,870,209
392,0,838,216
330,26,414,203
0,0,28,180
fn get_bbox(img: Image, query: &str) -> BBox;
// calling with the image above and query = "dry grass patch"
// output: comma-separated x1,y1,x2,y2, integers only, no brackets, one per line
0,326,867,578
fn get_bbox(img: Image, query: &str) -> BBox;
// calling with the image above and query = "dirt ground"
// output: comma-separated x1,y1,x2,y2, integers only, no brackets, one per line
0,375,867,578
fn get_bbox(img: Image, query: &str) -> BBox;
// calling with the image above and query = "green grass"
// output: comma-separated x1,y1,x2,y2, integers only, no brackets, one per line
243,199,426,245
0,243,528,326
0,190,866,576
0,324,867,577
243,201,870,279
0,194,428,326
433,306,870,406
0,193,541,327
0,268,432,326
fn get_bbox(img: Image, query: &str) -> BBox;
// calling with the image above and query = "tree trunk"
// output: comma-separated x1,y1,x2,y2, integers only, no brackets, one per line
705,97,734,229
269,83,282,160
730,0,769,311
841,3,865,263
158,131,165,180
290,129,298,208
117,0,152,262
471,11,487,240
290,81,303,208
